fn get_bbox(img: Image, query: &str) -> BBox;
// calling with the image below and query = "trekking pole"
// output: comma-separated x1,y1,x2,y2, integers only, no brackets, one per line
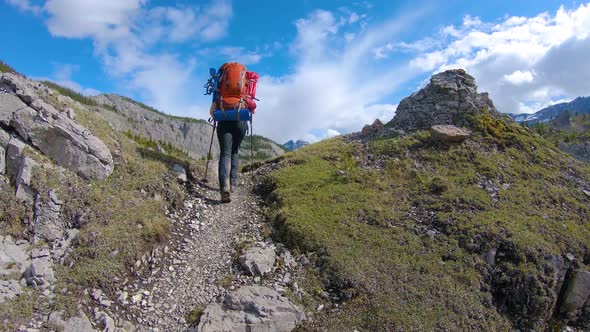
203,119,217,183
250,117,254,183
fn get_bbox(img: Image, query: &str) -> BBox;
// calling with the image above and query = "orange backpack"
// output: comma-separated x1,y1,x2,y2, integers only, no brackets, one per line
217,62,247,110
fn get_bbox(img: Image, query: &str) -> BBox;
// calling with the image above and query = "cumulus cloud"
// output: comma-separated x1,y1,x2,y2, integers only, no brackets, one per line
404,3,590,114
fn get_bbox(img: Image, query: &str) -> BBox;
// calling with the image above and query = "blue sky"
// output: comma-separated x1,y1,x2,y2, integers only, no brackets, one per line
1,0,589,142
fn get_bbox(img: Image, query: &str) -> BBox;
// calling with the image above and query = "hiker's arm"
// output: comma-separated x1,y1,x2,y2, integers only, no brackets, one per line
209,102,216,117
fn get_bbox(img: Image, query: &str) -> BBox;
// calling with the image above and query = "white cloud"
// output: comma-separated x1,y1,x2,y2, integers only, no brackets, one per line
504,70,534,85
218,47,263,65
404,3,590,114
6,0,42,14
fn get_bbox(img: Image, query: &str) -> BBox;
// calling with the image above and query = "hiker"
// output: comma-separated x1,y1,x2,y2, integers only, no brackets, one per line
206,62,259,203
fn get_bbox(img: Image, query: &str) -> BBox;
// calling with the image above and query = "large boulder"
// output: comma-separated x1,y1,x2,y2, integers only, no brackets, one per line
389,69,499,131
430,125,472,143
196,286,306,332
10,99,114,180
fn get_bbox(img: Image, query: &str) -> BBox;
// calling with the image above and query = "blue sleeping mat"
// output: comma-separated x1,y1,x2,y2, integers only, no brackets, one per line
213,109,251,121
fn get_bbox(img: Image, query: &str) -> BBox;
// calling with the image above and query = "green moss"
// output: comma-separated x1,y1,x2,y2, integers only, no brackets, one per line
0,182,32,237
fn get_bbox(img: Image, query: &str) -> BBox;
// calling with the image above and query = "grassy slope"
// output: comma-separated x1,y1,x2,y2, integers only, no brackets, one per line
263,114,590,331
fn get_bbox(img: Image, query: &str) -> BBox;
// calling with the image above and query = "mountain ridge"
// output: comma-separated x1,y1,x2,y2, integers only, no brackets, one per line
507,96,590,123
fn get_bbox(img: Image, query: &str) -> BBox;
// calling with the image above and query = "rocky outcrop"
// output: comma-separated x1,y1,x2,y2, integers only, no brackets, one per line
430,125,472,143
0,81,28,127
361,119,385,136
195,285,305,332
1,73,114,180
389,69,499,131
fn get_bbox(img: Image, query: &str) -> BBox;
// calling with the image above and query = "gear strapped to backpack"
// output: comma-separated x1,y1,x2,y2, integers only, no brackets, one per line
204,62,259,122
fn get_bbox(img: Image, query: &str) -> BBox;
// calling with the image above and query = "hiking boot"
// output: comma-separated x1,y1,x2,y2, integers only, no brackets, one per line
221,190,231,203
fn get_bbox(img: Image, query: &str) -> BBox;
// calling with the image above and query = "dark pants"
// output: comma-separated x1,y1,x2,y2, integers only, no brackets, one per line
217,121,248,192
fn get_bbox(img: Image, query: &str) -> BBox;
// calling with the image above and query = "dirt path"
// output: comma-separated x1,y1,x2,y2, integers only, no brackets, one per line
119,179,266,331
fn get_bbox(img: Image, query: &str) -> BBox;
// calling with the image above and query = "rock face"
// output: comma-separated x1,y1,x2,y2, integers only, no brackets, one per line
14,100,114,179
239,243,276,276
389,69,499,131
430,125,472,143
1,73,114,180
93,94,218,160
196,285,305,332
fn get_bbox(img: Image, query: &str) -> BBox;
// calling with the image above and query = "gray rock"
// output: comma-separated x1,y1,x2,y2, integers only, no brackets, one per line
430,125,472,143
15,156,37,203
48,310,95,332
2,73,39,105
0,128,10,148
33,192,64,242
173,164,187,183
98,311,116,332
6,137,25,183
389,69,499,131
11,98,114,180
196,285,305,332
0,235,29,276
0,279,22,304
560,270,590,318
11,106,37,141
0,85,28,126
24,256,55,290
239,243,276,276
0,146,5,175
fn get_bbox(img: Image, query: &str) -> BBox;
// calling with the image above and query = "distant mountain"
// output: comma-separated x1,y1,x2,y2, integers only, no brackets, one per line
506,96,590,123
283,140,310,151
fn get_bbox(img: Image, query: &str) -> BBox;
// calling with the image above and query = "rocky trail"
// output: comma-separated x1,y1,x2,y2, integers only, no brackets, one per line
88,176,306,332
